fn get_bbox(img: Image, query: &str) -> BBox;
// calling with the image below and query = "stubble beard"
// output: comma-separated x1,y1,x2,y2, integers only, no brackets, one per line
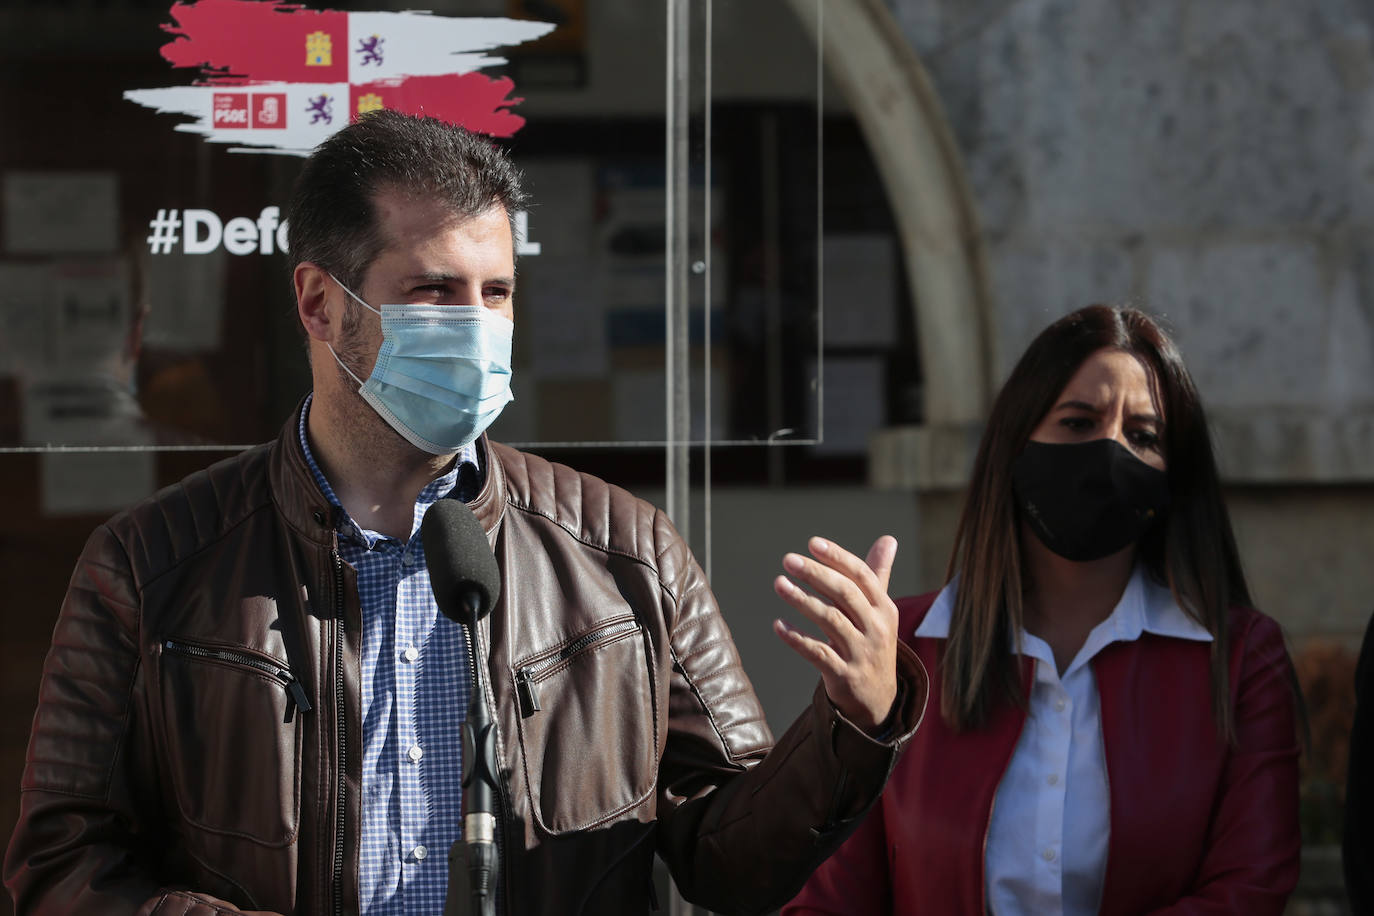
330,317,418,466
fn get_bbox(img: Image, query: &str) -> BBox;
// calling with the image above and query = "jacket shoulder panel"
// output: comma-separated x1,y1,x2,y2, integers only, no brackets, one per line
490,442,661,567
108,443,275,593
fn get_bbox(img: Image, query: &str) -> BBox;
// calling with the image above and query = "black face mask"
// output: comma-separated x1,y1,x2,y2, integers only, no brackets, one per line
1011,438,1170,563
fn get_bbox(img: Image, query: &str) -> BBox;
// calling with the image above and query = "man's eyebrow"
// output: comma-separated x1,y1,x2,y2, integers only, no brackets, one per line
402,272,517,287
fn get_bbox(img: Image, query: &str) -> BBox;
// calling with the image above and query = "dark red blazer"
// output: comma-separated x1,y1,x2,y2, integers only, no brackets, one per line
786,591,1301,915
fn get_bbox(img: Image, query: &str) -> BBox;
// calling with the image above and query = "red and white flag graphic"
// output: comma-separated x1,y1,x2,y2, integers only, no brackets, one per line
124,0,554,156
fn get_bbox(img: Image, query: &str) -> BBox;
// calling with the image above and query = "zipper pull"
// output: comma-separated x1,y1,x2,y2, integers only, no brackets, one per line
516,668,540,718
284,673,313,713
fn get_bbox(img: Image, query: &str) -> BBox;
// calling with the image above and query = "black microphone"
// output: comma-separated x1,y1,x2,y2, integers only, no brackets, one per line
422,498,500,626
421,499,501,916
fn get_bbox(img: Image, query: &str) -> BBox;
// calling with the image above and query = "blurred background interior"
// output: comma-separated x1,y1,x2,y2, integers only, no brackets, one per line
1,0,1370,913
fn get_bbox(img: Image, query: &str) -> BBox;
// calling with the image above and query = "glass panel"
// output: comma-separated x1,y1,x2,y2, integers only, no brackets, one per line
0,0,825,454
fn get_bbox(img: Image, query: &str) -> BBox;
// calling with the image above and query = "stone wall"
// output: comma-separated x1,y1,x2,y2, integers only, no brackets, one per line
884,0,1374,486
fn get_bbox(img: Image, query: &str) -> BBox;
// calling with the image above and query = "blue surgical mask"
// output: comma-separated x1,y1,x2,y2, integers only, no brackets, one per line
327,275,514,454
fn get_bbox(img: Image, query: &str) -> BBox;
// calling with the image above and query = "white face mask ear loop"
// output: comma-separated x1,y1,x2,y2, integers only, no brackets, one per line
323,272,377,389
327,342,367,389
326,271,382,317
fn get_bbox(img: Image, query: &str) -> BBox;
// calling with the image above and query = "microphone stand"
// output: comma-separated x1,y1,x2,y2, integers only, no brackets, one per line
444,593,500,916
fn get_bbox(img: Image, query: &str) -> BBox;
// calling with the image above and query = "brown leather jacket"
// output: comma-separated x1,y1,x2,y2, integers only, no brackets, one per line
5,409,928,916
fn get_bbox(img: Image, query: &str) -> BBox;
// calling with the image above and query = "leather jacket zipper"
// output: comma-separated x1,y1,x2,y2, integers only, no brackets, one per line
331,545,347,916
162,640,312,713
515,618,641,717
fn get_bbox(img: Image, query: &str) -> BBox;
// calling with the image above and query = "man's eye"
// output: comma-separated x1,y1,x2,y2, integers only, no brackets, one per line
484,286,511,300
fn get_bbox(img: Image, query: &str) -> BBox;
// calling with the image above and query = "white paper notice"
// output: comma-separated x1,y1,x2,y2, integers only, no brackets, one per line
612,366,725,442
0,262,51,376
50,258,133,369
521,160,606,378
4,172,120,254
822,234,899,347
807,355,885,455
142,249,228,351
527,256,608,378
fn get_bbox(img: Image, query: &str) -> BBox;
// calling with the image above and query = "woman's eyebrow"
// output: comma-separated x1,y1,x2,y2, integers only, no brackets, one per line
1054,399,1100,413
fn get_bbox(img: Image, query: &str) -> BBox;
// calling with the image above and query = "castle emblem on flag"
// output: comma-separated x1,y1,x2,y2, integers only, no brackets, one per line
357,93,384,115
306,30,332,66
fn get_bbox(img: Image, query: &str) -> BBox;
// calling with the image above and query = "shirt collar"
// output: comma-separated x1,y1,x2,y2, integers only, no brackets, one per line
297,393,479,546
912,565,1213,647
914,578,959,639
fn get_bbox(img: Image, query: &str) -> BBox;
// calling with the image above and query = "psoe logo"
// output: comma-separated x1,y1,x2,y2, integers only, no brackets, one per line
212,93,249,127
252,93,286,128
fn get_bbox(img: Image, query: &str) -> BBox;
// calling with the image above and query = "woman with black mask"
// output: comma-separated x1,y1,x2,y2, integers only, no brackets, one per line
786,305,1301,915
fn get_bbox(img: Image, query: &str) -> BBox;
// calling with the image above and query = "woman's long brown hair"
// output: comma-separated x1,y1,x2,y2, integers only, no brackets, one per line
943,305,1248,741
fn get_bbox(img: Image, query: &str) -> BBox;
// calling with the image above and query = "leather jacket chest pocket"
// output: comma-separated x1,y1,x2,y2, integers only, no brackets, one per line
511,616,658,835
158,639,307,847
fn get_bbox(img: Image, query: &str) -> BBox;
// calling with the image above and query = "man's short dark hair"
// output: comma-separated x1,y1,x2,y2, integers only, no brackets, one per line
286,110,528,292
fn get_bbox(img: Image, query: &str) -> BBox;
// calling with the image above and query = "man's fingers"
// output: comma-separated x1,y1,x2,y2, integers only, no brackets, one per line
773,534,902,733
808,537,889,606
773,617,844,675
773,574,861,651
783,544,891,632
864,535,898,595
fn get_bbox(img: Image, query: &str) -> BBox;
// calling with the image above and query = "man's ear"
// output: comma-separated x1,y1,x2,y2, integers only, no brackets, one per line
295,262,336,343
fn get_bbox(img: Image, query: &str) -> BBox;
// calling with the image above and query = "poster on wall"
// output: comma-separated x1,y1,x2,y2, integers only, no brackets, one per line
125,0,556,156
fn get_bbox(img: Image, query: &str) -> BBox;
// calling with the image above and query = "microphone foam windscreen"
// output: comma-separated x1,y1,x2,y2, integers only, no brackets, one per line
421,499,501,625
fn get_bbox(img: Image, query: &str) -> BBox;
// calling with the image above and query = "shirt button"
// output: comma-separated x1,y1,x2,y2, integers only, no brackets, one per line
402,553,415,567
414,845,428,861
1047,773,1059,786
1054,697,1067,712
1043,847,1056,862
408,745,423,763
403,646,420,663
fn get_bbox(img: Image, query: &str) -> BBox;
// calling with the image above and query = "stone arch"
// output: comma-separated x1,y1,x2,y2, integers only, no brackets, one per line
785,0,994,438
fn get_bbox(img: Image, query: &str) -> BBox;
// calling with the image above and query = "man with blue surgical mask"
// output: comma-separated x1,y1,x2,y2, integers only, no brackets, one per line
6,110,928,916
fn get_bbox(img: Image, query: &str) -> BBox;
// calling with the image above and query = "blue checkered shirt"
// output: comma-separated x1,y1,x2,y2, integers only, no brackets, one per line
299,397,482,914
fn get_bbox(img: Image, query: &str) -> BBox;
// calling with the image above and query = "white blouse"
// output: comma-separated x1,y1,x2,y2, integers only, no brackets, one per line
914,567,1213,915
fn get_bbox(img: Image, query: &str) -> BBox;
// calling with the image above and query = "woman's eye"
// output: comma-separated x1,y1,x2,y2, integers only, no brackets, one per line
1128,429,1161,449
1059,416,1093,432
